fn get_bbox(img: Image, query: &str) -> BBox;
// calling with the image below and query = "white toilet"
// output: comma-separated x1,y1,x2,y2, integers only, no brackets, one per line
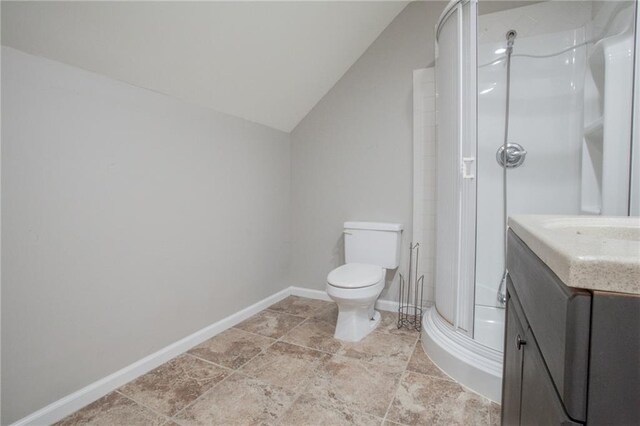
326,221,402,342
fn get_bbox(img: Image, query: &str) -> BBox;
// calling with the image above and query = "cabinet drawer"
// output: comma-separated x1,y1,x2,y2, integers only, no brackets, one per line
507,231,591,422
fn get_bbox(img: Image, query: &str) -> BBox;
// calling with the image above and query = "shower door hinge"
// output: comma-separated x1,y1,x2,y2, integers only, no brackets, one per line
462,157,475,179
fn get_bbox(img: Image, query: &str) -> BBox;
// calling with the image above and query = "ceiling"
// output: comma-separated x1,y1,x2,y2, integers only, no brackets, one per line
1,1,408,132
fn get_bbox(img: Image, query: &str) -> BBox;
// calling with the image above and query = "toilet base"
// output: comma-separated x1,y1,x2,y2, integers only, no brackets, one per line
326,278,385,343
334,309,381,342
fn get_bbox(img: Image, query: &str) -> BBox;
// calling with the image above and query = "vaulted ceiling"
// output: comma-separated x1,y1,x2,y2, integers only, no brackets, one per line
1,1,408,132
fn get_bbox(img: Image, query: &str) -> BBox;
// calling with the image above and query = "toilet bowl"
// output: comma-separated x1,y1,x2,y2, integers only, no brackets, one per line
326,221,402,342
327,263,386,342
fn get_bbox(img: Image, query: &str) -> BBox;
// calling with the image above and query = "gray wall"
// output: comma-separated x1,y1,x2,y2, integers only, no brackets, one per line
1,47,291,424
289,1,445,300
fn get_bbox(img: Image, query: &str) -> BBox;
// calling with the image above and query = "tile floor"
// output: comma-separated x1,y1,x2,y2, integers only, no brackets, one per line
56,296,501,425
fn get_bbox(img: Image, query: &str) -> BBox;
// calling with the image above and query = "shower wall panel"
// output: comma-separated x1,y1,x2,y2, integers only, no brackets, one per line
476,3,589,311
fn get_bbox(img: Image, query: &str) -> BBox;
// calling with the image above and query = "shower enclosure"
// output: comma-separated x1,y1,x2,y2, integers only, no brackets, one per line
422,0,638,401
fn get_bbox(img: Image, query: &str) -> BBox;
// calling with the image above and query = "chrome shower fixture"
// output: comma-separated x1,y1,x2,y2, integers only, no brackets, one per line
496,143,527,168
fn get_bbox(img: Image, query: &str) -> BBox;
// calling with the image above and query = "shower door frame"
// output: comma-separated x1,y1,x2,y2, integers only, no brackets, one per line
434,0,478,338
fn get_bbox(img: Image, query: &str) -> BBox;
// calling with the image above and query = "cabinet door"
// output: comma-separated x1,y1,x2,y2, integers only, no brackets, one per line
501,288,526,425
520,327,581,425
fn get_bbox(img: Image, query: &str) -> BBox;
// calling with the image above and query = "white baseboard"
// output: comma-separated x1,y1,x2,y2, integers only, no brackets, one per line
13,285,399,426
375,298,399,313
289,286,332,301
12,287,292,426
289,286,399,312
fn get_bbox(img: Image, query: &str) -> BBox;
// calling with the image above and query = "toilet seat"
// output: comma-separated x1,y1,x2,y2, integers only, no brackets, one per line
327,263,384,289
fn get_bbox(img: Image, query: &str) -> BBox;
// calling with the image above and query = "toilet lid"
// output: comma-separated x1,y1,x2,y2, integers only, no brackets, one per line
327,263,384,289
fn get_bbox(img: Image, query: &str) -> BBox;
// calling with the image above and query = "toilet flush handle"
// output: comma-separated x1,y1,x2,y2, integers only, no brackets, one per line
343,231,352,235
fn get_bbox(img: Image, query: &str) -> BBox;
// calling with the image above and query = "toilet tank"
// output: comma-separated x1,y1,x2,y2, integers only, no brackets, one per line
344,221,403,269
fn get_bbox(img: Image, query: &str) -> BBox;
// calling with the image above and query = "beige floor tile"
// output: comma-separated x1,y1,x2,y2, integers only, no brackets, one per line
280,318,343,353
406,344,452,381
277,393,382,426
118,354,228,417
187,327,274,369
377,311,421,337
54,392,166,426
59,298,496,426
268,296,332,317
312,304,338,325
239,341,329,392
174,373,296,425
306,355,402,419
489,402,502,426
313,307,419,338
336,331,417,371
234,310,305,339
387,371,492,425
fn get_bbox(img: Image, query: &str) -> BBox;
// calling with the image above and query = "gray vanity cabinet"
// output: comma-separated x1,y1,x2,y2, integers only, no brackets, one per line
518,325,579,426
502,278,578,426
502,293,525,426
502,230,640,425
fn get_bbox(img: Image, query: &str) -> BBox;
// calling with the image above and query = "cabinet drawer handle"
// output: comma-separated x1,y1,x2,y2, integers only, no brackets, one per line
516,334,527,350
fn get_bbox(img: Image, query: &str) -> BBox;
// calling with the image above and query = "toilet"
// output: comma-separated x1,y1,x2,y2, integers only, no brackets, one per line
326,221,402,342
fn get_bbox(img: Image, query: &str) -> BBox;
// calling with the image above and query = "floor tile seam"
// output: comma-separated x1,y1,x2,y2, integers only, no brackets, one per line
213,366,314,425
283,370,388,425
246,336,391,424
182,352,237,373
230,324,281,341
171,338,288,421
310,316,336,327
167,369,244,421
370,328,420,341
224,324,280,341
308,301,336,316
113,389,175,424
222,367,304,395
381,337,420,424
268,369,322,426
222,334,283,372
262,307,308,321
266,303,333,320
405,365,492,402
273,315,345,356
274,316,312,342
276,333,342,357
239,341,335,379
327,350,408,374
404,365,457,383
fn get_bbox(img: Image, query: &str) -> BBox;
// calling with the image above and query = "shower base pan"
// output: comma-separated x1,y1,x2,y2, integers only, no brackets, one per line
421,306,503,402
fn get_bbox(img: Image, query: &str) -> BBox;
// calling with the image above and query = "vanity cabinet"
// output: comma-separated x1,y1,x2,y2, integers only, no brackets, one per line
501,230,640,425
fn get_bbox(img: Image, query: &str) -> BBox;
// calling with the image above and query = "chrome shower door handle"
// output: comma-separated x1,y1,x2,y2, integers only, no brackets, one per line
496,143,527,168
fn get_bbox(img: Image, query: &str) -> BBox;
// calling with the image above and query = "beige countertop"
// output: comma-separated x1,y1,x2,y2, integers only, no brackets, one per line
508,215,640,296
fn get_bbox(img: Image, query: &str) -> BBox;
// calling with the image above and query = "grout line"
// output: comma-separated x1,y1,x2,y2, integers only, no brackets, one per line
277,336,339,357
168,325,286,422
275,315,311,339
381,337,420,424
261,308,307,320
67,299,422,425
113,390,174,424
167,370,240,421
182,352,235,372
228,325,280,341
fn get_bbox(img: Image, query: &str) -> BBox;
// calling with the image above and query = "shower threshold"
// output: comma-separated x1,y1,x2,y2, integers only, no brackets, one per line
421,306,503,402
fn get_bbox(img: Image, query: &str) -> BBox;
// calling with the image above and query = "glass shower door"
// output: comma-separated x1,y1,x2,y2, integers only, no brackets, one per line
474,0,636,351
434,0,477,335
